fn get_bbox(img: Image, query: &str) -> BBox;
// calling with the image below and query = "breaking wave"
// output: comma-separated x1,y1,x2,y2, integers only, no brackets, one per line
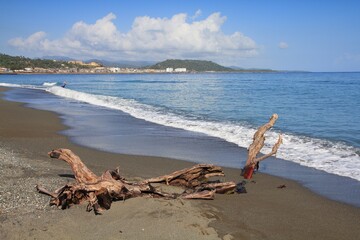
42,82,57,86
46,86,360,181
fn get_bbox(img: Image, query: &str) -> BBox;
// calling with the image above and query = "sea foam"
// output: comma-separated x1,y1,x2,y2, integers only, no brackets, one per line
42,82,57,86
0,83,25,88
47,86,360,181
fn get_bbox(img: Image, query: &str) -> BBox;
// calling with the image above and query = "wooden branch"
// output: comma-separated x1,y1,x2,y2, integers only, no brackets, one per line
48,149,98,184
38,149,236,214
243,114,282,179
144,164,225,187
181,190,216,200
36,185,58,198
253,135,282,163
201,182,237,194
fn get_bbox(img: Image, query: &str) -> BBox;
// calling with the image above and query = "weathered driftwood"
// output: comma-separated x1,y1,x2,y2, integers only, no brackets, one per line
37,149,236,214
243,114,282,179
143,164,226,187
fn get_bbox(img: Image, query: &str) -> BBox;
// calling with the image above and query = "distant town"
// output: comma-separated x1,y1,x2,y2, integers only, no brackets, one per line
0,60,187,74
0,53,275,74
0,62,188,75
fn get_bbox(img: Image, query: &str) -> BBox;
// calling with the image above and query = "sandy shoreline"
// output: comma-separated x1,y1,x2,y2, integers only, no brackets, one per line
1,86,360,239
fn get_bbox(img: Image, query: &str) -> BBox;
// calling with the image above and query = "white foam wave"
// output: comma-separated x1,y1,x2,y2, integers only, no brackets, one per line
0,83,24,88
47,86,360,181
0,82,55,90
43,82,57,86
0,82,44,89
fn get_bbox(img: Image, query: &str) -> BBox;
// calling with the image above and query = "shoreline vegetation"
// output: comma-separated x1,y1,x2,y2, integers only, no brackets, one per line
0,53,276,74
1,86,360,239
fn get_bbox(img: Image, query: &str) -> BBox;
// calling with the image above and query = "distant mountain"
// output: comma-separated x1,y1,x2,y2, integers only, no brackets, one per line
42,56,76,61
149,59,234,72
228,66,245,70
228,65,277,72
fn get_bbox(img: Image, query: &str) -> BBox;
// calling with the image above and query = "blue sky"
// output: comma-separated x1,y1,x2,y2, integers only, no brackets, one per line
1,0,359,71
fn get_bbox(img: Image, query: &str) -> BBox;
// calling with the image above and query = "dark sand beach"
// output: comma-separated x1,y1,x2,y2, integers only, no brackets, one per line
1,86,360,240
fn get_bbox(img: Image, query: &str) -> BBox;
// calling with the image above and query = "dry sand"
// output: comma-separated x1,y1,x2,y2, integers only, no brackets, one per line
1,87,360,240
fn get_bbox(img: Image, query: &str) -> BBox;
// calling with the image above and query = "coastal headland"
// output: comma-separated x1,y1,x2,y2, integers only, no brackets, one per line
0,53,275,74
0,86,359,240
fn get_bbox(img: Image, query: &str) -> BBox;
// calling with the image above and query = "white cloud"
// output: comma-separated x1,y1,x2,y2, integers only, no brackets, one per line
9,31,47,50
8,12,258,62
278,41,288,49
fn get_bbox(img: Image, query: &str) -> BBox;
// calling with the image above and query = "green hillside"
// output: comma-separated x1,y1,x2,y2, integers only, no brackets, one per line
0,53,85,70
149,59,234,72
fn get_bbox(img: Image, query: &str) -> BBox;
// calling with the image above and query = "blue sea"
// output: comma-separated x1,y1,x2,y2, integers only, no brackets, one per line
1,72,360,205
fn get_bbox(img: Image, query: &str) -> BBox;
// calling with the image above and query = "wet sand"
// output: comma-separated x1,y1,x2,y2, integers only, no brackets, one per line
1,87,360,240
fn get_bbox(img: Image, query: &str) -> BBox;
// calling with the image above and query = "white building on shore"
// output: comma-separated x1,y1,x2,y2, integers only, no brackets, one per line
175,68,187,72
166,67,187,73
109,67,121,73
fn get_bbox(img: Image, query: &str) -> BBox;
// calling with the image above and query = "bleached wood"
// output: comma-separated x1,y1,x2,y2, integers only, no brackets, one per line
244,114,282,178
37,149,236,214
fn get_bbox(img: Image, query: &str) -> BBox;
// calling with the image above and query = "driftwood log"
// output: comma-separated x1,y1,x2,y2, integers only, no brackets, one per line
243,114,282,179
37,149,236,214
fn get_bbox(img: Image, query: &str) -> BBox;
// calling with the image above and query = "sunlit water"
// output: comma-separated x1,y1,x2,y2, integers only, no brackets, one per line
1,72,359,182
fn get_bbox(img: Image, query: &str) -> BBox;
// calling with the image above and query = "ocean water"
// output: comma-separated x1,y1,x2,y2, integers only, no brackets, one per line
1,73,359,184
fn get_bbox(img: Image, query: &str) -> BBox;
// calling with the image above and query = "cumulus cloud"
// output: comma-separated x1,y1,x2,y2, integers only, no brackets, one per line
8,12,258,62
9,31,47,50
278,41,288,49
